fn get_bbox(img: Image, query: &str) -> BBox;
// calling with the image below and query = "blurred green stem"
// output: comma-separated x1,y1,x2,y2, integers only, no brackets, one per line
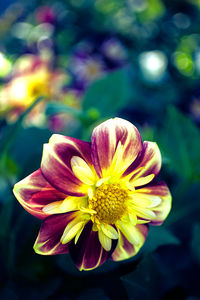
0,96,44,155
0,97,44,181
0,97,44,275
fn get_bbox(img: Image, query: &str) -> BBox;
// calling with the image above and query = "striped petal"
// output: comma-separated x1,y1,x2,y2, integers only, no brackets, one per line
33,212,82,255
91,118,143,179
13,169,66,220
111,224,148,261
41,134,92,196
135,182,172,225
69,222,117,270
124,141,161,182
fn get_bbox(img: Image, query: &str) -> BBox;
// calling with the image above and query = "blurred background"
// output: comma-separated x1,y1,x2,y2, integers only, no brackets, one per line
0,0,200,299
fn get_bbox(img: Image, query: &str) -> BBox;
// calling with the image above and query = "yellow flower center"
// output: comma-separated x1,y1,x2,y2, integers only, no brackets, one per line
89,183,128,224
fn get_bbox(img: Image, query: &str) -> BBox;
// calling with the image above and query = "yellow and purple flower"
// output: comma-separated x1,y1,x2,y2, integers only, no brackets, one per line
0,54,66,124
13,118,171,270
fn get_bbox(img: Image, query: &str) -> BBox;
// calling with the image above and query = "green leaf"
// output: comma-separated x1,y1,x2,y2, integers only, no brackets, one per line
45,102,83,118
156,106,200,180
0,196,13,241
166,182,200,226
11,127,51,175
121,279,147,300
0,155,19,177
143,226,180,254
121,255,163,300
141,125,155,141
0,96,44,154
82,68,131,118
190,223,200,264
45,102,96,127
77,288,109,300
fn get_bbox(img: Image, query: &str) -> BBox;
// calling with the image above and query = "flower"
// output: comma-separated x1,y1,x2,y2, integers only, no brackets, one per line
35,6,56,24
0,54,66,124
0,52,12,78
70,55,105,87
101,37,127,63
190,98,200,123
13,118,171,271
67,38,127,92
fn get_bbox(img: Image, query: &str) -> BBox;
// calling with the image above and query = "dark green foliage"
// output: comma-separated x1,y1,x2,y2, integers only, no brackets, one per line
82,69,131,118
0,0,200,299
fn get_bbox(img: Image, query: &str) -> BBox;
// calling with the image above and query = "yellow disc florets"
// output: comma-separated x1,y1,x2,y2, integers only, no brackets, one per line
89,183,128,224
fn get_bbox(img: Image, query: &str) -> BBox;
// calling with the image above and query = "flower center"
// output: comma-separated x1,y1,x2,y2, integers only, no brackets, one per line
89,183,128,224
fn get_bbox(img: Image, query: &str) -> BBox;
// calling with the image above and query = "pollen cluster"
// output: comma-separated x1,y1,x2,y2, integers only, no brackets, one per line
89,183,128,224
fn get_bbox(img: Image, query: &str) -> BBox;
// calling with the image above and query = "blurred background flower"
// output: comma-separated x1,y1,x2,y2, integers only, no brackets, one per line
0,54,67,126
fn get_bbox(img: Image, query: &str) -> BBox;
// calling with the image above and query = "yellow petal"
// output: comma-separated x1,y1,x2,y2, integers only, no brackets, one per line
96,177,110,187
74,226,85,244
137,219,150,224
98,230,112,251
128,213,137,226
61,221,86,244
71,156,96,185
116,220,140,245
135,182,172,225
130,194,161,208
42,201,63,214
80,207,97,214
88,187,94,199
129,204,156,220
131,174,155,187
59,196,87,212
100,224,119,239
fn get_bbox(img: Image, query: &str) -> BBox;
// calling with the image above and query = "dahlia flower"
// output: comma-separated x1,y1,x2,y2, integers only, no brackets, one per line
0,54,66,123
13,118,171,270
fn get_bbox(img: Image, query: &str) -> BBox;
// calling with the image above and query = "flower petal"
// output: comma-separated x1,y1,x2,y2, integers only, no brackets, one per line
71,156,96,185
111,224,148,261
129,204,156,220
130,193,162,208
43,196,87,214
131,174,155,187
41,134,92,196
60,213,90,244
33,212,82,255
61,221,86,244
98,230,112,251
91,118,143,178
13,169,66,220
100,224,119,239
124,141,161,181
69,222,117,270
116,220,144,245
135,182,172,225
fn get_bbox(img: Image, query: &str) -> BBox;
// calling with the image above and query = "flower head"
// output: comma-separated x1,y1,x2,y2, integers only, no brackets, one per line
101,38,127,63
13,118,171,270
0,54,66,124
70,55,104,87
35,6,56,24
